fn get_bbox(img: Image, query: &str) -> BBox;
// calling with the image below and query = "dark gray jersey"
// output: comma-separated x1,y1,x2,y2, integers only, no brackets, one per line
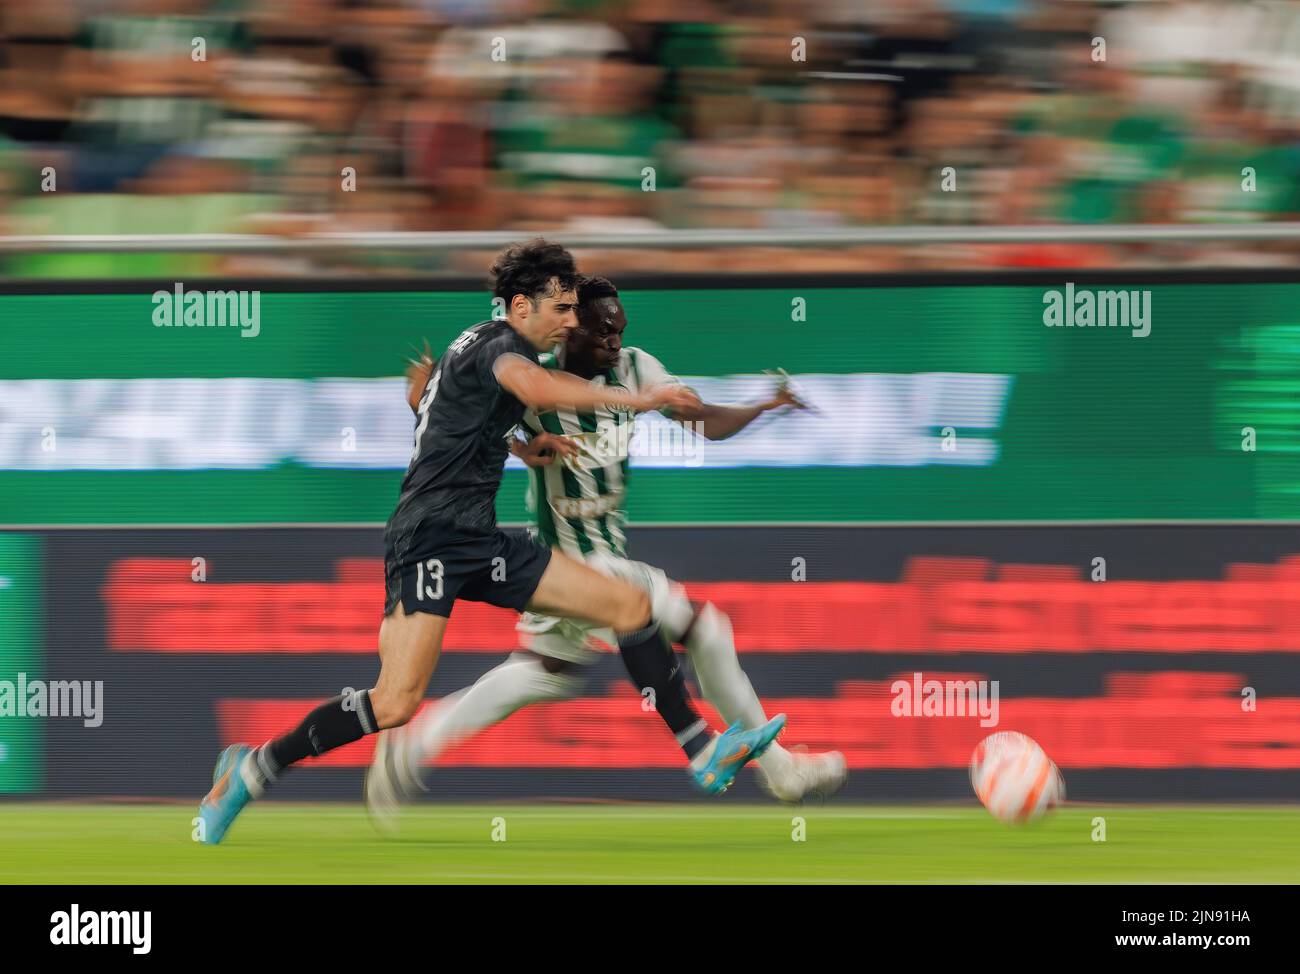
392,319,538,532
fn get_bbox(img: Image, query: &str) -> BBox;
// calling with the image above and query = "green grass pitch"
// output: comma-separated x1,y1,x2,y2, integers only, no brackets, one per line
1,803,1296,884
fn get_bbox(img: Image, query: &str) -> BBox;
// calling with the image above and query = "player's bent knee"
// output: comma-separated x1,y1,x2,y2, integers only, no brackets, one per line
612,587,652,633
368,686,423,730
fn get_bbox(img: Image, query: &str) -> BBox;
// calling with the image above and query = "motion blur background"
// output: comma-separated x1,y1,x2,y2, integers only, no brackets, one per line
0,0,1297,804
5,0,1300,273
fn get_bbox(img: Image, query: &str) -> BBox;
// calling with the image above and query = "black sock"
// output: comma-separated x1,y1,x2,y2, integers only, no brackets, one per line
265,689,378,773
617,621,711,760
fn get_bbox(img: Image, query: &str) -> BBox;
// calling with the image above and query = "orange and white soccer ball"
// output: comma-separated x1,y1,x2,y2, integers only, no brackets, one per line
969,731,1065,824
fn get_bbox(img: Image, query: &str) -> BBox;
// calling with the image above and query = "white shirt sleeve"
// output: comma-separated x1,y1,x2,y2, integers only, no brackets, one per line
630,347,694,417
630,348,682,389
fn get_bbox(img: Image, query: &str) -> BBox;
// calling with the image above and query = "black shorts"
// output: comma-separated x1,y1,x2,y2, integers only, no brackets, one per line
383,516,552,618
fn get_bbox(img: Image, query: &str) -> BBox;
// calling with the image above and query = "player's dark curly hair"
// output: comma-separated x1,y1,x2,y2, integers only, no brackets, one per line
489,238,579,306
577,276,619,305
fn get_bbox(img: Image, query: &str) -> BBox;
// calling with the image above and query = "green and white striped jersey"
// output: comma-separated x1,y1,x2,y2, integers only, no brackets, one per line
520,346,681,559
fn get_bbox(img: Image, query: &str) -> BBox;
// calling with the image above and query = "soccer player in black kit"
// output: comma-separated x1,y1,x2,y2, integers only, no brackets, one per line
197,239,785,844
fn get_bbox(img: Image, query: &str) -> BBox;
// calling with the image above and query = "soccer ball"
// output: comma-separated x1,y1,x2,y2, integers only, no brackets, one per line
969,731,1065,824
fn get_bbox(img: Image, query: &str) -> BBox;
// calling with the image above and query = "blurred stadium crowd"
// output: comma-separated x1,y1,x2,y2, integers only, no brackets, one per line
3,0,1300,276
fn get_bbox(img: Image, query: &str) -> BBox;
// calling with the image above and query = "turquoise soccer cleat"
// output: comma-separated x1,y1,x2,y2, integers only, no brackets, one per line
197,743,254,845
691,714,787,795
211,742,240,785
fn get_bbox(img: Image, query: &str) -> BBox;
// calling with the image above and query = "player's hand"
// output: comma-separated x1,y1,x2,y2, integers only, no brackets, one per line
515,432,580,467
639,384,702,416
763,368,813,413
406,341,436,413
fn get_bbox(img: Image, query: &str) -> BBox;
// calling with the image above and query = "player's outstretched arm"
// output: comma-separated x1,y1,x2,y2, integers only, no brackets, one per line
494,352,699,415
672,374,811,441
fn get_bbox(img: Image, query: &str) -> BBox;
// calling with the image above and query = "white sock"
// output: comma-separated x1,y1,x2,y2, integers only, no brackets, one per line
411,652,584,766
684,602,792,777
238,752,265,800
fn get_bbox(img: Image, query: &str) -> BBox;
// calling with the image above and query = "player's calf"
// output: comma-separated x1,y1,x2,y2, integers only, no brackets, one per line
369,605,447,728
237,687,380,800
198,606,445,844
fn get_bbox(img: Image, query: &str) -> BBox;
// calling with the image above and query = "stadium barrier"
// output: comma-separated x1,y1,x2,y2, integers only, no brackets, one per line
4,524,1295,801
2,269,1298,800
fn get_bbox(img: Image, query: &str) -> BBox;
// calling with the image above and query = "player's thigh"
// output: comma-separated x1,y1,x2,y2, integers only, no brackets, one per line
525,549,650,632
372,603,447,728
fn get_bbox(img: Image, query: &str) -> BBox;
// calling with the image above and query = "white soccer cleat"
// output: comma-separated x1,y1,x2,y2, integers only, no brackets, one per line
757,746,848,804
364,727,425,837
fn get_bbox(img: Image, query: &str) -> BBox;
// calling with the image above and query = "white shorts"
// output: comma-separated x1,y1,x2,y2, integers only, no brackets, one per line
517,551,690,665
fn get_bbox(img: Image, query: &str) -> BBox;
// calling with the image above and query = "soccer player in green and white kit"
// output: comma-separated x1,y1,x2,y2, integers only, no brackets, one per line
365,277,845,824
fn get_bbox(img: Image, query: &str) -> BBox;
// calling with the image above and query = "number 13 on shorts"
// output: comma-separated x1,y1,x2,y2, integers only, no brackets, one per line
416,558,444,601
